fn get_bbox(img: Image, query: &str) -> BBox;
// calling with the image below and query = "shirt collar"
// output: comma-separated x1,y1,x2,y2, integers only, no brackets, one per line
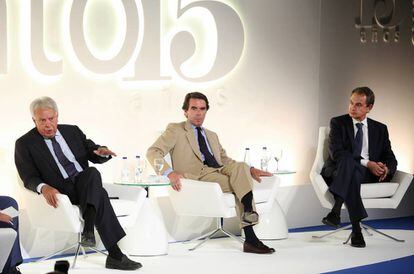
352,117,367,127
44,129,62,140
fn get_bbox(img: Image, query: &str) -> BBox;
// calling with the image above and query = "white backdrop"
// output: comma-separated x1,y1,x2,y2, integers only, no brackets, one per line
0,0,412,197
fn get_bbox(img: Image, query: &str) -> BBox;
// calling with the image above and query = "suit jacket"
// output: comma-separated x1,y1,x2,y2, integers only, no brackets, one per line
322,114,397,179
146,120,235,179
15,124,110,193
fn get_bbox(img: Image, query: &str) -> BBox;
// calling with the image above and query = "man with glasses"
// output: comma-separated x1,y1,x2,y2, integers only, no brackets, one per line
15,97,141,270
320,87,397,247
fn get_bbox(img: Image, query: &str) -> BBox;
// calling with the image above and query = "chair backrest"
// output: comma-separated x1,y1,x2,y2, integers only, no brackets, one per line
309,127,334,209
169,179,237,218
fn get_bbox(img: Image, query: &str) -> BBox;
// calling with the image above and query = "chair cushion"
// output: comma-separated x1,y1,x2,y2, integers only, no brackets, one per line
223,193,236,208
110,199,137,217
361,182,399,199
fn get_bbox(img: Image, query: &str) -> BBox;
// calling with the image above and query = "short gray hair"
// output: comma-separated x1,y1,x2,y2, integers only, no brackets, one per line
30,96,58,117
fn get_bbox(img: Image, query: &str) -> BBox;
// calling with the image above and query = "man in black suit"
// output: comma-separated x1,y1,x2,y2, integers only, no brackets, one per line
15,97,141,270
0,196,23,274
321,87,397,248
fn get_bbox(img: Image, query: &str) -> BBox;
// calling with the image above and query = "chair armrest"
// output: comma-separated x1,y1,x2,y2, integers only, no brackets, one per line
168,179,236,218
23,189,82,232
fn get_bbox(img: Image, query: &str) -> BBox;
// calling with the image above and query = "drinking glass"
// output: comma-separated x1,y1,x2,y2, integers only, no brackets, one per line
273,149,283,171
154,158,164,182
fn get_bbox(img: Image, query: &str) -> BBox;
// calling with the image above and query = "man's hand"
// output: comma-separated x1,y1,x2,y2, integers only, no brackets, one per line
94,146,117,157
41,185,60,208
250,167,272,182
367,161,388,181
377,162,389,182
168,172,184,191
0,212,12,224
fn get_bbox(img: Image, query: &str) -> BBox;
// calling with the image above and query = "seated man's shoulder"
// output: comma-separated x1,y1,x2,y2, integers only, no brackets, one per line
331,114,350,122
166,121,186,131
367,118,388,131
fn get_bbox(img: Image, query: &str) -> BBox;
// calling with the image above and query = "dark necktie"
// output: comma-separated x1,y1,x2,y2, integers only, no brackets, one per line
196,127,221,168
353,123,363,159
50,137,79,178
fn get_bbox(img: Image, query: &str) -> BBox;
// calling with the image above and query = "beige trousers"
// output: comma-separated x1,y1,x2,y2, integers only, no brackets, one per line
198,162,257,228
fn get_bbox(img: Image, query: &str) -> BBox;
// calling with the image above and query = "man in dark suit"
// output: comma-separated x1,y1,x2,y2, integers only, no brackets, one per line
15,97,141,270
321,87,397,247
0,196,22,274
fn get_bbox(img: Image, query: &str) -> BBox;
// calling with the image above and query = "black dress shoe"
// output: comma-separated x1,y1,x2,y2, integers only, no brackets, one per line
322,212,340,228
80,231,96,247
351,232,366,248
106,255,142,271
243,241,275,254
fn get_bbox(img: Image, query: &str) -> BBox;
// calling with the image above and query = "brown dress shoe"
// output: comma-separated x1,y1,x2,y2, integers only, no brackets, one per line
243,241,275,254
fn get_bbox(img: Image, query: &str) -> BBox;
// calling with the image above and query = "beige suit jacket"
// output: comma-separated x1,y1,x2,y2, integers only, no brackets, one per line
146,120,235,179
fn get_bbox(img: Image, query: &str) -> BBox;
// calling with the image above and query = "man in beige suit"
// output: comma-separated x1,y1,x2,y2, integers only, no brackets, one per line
147,92,275,254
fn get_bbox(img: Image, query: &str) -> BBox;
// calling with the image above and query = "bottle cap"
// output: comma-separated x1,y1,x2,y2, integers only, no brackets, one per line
122,156,127,159
136,155,140,159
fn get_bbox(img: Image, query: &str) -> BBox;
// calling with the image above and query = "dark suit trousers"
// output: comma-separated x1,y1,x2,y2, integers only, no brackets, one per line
0,196,23,274
322,155,379,222
55,167,126,250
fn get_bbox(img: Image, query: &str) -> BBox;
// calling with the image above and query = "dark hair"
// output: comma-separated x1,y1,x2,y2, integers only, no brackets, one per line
182,92,210,111
351,86,375,106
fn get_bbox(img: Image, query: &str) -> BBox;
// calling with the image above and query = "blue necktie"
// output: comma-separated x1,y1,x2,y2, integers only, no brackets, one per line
196,127,221,168
353,123,363,159
50,137,79,178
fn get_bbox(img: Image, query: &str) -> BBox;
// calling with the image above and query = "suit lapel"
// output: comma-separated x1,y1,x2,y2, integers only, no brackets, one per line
345,115,355,150
204,129,222,165
184,121,203,162
31,129,62,176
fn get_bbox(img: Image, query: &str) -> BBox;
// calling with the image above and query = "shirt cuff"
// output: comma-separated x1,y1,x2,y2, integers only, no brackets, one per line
163,168,173,177
37,183,46,194
360,159,369,167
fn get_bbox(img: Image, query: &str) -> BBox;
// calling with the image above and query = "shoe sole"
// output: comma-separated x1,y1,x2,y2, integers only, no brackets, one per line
106,263,143,270
322,218,340,228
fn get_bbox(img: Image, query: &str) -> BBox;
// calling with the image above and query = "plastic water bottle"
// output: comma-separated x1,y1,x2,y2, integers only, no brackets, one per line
243,147,251,166
121,156,129,182
260,147,269,171
134,155,143,183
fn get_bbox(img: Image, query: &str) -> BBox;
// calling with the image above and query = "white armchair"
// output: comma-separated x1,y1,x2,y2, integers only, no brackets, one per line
168,179,243,251
168,175,283,251
310,127,413,242
0,228,17,272
20,179,146,268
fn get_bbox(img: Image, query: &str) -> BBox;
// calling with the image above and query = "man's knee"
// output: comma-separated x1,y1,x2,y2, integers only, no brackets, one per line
2,196,18,210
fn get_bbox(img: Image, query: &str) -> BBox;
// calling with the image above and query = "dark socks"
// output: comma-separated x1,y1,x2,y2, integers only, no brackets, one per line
241,191,253,212
352,221,361,234
332,194,343,216
243,225,260,246
83,204,96,233
108,244,124,260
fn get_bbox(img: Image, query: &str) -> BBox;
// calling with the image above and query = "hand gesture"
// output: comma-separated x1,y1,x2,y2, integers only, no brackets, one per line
94,146,117,157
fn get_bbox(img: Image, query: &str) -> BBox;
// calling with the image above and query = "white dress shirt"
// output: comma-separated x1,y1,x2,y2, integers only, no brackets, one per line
352,117,369,167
